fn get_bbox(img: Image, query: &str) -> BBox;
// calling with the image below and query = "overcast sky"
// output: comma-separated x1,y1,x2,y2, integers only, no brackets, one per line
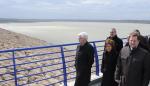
0,0,150,20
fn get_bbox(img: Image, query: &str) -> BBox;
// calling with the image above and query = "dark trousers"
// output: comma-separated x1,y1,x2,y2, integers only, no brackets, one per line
101,70,118,86
74,66,91,86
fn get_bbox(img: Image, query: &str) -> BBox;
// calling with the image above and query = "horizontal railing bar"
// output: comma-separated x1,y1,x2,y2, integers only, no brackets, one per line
92,65,96,67
67,77,76,81
65,60,75,63
0,38,127,53
0,58,13,61
0,44,75,53
98,54,103,56
97,50,104,52
99,58,102,60
16,57,62,66
20,74,64,86
63,49,76,52
45,80,64,86
18,64,63,78
0,72,14,76
0,40,109,53
91,71,96,73
0,78,14,83
96,45,105,48
15,51,61,59
66,65,75,69
64,55,76,58
0,65,14,69
17,62,63,73
17,67,63,79
67,71,76,75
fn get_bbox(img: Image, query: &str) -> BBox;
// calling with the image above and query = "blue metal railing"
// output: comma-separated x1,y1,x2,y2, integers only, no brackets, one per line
0,38,127,86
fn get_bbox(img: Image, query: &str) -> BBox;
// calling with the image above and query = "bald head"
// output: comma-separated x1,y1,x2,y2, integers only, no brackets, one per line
110,28,117,37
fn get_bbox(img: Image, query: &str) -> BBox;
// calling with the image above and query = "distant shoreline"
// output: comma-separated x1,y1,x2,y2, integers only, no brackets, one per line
0,18,150,24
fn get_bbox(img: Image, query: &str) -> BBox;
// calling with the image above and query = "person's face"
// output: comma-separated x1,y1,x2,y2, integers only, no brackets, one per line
129,36,140,48
79,36,86,45
105,44,112,52
110,30,116,37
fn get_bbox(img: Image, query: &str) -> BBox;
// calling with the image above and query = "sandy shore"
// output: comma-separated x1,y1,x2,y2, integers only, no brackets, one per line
0,28,48,50
0,28,68,86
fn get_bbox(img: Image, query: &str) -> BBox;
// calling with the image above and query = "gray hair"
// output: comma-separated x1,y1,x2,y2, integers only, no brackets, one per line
129,32,140,41
78,32,88,40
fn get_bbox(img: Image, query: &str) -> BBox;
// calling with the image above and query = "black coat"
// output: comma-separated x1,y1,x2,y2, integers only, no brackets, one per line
101,51,118,86
108,35,123,54
148,36,150,46
115,46,150,86
74,42,94,86
138,36,150,52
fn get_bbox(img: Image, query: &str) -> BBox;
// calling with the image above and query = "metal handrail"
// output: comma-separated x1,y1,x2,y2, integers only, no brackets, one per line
0,38,127,86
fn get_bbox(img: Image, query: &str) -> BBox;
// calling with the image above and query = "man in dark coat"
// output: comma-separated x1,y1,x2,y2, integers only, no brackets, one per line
74,32,94,86
108,28,123,54
125,29,150,52
148,36,150,49
115,32,150,86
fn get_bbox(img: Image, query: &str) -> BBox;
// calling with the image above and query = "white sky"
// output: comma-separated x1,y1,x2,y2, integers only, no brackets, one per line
0,0,150,20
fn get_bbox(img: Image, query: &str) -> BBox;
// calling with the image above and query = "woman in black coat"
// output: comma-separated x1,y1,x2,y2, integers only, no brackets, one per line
101,39,118,86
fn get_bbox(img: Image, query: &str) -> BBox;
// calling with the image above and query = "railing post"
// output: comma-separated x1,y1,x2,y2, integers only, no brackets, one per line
12,51,18,86
93,42,100,76
60,46,67,86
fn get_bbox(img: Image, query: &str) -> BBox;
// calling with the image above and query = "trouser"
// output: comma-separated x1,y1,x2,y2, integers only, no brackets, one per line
74,66,91,86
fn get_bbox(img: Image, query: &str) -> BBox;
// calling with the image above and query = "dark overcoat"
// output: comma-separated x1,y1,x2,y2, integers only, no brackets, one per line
115,46,150,86
74,42,94,86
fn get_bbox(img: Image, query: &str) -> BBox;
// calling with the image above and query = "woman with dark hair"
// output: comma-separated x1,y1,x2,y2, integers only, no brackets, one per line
101,39,118,86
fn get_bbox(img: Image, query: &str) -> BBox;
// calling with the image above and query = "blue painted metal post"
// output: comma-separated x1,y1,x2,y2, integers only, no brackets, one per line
93,43,100,76
12,51,18,86
60,46,68,86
